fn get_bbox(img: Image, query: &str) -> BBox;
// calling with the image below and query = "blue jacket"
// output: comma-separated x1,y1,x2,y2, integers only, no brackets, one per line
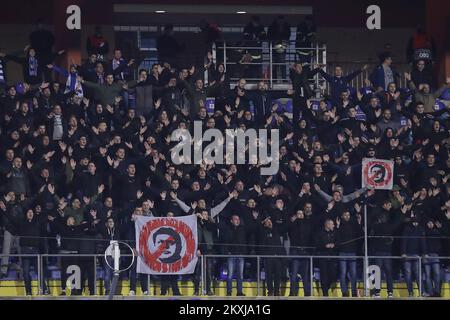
320,69,362,104
369,65,399,90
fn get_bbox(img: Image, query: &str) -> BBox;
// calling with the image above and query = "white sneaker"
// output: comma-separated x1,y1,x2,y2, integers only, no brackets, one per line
129,290,135,296
143,291,148,295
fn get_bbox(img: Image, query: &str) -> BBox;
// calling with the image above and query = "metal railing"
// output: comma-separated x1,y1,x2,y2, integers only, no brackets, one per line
213,40,327,91
0,253,448,297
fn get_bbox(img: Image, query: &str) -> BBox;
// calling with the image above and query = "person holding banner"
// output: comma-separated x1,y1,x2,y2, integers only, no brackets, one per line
171,190,233,295
127,207,149,296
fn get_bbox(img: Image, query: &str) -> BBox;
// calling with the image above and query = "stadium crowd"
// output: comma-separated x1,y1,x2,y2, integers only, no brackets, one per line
0,18,449,298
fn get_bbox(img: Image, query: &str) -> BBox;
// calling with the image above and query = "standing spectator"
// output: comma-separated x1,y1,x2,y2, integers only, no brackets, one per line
248,81,288,127
0,51,9,93
296,16,316,65
128,69,160,118
410,60,434,88
2,47,43,85
48,214,84,296
318,64,368,105
157,24,184,70
288,207,314,297
100,217,120,295
127,207,149,296
370,201,406,298
406,25,436,64
78,73,131,106
401,217,426,297
423,219,442,297
336,209,363,297
107,49,135,109
369,52,399,92
222,214,247,296
258,217,286,296
268,16,291,81
242,16,266,79
315,218,337,297
6,157,31,196
288,63,320,123
406,72,449,113
29,20,55,81
86,26,110,61
17,209,48,295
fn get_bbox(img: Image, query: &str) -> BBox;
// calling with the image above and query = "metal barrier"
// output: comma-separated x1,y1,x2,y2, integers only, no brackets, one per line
213,40,327,91
201,254,445,297
0,253,447,297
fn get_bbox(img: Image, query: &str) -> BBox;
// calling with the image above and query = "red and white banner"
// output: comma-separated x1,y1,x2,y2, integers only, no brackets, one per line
362,158,394,190
135,215,198,275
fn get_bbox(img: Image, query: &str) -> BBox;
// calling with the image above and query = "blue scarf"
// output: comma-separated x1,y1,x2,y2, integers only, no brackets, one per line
29,56,38,76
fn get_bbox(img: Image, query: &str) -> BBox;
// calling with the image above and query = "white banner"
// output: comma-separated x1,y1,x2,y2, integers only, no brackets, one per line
362,158,394,190
135,215,198,275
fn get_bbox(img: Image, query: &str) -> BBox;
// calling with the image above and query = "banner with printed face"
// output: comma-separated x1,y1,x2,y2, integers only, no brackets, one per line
362,158,394,190
135,215,198,275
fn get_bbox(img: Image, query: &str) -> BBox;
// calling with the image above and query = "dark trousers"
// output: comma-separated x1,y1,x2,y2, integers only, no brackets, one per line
265,258,282,296
339,252,358,296
318,258,337,296
374,252,394,294
272,52,287,80
290,257,311,296
129,259,148,293
60,252,78,292
21,246,47,295
292,97,314,124
193,257,214,293
79,256,96,295
424,254,441,296
403,257,420,295
160,275,180,295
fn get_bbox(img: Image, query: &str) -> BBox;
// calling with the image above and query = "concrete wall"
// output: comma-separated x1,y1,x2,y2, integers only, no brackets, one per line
317,27,414,64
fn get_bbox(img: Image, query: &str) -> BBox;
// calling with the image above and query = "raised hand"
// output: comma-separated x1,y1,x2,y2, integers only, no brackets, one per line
404,72,411,82
326,201,335,211
47,184,55,195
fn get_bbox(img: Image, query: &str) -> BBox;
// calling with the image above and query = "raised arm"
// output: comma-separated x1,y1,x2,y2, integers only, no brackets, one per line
48,64,69,78
174,197,191,214
314,184,333,202
210,194,233,219
342,187,367,203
